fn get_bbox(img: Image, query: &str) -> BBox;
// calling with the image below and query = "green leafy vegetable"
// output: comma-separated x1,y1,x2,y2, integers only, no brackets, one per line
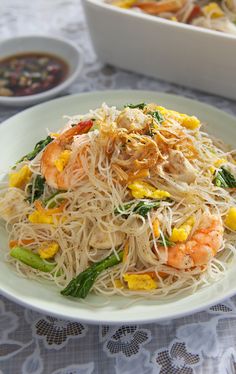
125,103,146,110
43,191,66,208
61,251,123,298
134,201,161,218
10,246,57,273
157,235,174,247
27,175,45,203
145,111,164,136
213,167,236,188
114,201,133,216
17,135,53,163
150,110,164,124
115,200,162,218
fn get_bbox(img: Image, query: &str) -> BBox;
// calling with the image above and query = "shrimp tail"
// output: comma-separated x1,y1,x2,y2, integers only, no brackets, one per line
60,120,93,143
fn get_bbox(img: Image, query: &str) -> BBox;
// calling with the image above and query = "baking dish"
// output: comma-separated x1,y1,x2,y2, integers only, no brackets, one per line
83,0,236,100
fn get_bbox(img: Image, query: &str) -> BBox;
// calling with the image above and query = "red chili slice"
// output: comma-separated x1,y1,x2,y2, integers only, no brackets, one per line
187,5,202,23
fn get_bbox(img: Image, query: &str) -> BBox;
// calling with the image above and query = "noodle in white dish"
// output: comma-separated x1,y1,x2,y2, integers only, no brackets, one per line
108,0,236,35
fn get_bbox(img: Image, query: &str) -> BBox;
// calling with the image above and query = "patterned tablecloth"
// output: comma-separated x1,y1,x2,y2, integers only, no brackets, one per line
1,1,236,373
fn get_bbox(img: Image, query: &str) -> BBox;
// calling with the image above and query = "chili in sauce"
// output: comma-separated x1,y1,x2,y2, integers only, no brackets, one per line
0,53,68,97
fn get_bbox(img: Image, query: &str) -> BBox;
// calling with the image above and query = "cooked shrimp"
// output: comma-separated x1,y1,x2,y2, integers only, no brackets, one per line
41,120,93,189
160,213,224,269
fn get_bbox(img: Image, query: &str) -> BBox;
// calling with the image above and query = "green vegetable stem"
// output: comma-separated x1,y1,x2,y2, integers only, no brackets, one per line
43,191,66,208
10,246,57,273
125,103,146,110
150,110,164,124
157,235,174,247
61,250,124,298
115,199,165,218
27,175,46,203
213,167,236,188
17,135,53,163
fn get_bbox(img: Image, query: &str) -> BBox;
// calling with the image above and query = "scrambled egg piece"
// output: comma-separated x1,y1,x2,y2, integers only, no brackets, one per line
113,0,136,8
114,279,124,289
28,211,53,224
128,180,170,199
50,133,60,138
209,166,216,174
203,2,224,18
28,200,66,225
54,150,71,172
156,106,200,130
225,207,236,230
38,242,59,259
210,159,227,174
152,218,160,238
170,216,195,242
123,274,157,290
214,158,227,168
9,165,32,189
182,116,200,130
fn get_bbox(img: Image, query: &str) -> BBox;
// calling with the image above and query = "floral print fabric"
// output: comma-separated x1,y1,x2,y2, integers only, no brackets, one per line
1,297,236,373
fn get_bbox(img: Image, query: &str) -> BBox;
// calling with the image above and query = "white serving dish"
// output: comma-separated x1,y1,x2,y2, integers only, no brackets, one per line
0,36,83,107
83,0,236,100
1,89,236,324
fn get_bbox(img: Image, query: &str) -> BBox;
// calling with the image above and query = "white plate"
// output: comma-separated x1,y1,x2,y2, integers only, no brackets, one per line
0,90,236,324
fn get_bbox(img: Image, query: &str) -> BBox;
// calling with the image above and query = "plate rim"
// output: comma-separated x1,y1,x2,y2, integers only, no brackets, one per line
0,89,236,324
0,280,232,325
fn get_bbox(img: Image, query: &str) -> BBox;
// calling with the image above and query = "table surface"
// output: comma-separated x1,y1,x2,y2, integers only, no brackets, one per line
1,1,236,373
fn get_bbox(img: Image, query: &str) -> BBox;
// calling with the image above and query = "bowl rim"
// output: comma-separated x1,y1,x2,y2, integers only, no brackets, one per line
84,0,236,41
0,35,83,105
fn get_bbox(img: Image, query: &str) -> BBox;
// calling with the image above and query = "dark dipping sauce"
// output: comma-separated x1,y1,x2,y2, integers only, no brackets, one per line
0,53,69,97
